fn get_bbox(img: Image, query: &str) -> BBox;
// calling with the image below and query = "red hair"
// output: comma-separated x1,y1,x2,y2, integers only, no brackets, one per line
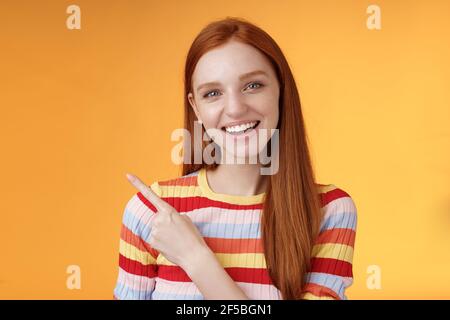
182,17,324,299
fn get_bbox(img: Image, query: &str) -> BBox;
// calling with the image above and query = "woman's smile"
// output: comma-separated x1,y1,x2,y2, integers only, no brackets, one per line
221,120,260,135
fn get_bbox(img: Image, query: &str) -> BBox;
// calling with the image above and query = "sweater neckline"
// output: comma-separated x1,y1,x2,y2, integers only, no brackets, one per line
197,167,266,205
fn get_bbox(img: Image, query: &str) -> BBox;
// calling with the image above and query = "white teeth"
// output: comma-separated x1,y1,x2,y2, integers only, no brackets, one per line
224,121,257,133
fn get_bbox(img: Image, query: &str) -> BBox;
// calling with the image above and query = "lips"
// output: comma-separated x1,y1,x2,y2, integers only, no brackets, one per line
221,120,260,135
222,120,261,137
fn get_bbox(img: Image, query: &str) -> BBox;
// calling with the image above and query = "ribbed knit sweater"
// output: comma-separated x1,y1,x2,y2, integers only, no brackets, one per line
113,167,357,300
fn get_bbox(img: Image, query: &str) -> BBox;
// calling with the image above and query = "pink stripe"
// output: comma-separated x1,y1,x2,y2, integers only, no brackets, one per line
131,193,262,225
117,267,156,291
151,278,282,300
236,282,282,300
126,194,156,225
154,278,201,296
185,207,262,224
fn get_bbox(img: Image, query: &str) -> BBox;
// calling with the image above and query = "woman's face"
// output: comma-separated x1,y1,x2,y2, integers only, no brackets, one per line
188,40,280,163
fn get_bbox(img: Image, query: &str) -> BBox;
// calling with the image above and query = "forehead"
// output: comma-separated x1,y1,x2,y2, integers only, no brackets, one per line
192,41,275,84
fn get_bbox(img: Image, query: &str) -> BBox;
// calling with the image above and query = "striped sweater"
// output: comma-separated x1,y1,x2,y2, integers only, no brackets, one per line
113,167,357,300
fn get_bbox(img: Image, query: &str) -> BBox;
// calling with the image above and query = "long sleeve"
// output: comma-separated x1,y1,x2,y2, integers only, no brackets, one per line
301,190,357,300
113,183,161,300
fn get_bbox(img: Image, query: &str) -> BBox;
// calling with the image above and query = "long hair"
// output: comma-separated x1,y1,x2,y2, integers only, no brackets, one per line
182,17,324,299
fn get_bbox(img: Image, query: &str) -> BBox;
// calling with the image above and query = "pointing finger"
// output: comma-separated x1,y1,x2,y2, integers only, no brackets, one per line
125,173,172,213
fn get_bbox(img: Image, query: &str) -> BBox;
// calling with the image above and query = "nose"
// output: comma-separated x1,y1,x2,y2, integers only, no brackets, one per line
223,90,248,118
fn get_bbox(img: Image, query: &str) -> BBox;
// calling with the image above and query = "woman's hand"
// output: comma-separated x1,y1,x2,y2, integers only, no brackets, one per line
125,173,211,270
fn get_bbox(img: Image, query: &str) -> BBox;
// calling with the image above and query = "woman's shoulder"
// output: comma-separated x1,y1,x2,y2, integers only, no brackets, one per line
317,183,357,232
123,169,203,216
144,169,202,198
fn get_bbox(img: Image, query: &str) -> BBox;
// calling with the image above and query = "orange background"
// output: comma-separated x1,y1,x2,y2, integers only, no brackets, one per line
0,0,449,299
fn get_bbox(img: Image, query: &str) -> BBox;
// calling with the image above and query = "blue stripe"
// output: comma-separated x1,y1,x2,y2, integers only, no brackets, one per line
122,207,153,242
152,290,204,300
122,200,262,241
114,282,153,300
321,211,357,232
195,222,261,239
305,272,349,300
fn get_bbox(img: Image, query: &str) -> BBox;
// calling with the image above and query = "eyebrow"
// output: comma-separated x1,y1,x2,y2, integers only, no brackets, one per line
196,70,269,93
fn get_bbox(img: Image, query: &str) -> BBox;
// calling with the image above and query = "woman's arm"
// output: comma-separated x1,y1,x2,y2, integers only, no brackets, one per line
126,173,250,300
182,246,250,300
301,192,357,300
113,193,159,300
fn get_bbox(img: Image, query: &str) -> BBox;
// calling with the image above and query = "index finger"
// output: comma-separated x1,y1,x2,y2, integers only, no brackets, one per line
126,173,171,212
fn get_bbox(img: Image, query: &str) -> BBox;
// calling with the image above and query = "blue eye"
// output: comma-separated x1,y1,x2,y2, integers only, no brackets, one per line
204,90,219,98
203,82,264,99
247,82,263,90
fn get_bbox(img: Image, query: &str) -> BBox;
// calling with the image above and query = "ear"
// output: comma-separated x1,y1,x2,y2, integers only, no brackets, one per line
187,92,202,123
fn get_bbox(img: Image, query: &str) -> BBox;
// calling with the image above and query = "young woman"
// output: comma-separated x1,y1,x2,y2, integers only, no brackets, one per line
113,17,357,300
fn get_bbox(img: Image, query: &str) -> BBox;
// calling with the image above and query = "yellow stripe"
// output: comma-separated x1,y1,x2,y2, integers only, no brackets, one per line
157,252,267,268
216,253,267,268
311,243,354,263
197,168,265,205
318,184,337,194
301,292,336,300
119,239,157,265
154,178,335,200
157,185,203,198
150,181,162,197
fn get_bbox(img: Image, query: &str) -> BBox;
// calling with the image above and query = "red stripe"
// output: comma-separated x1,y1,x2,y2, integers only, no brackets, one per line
309,257,353,278
121,224,148,252
119,254,158,278
157,265,273,284
137,192,158,212
145,175,348,208
140,181,347,212
315,228,356,247
226,267,273,284
159,176,198,186
204,237,264,254
157,265,192,282
320,188,350,207
120,224,159,259
137,193,264,213
302,283,341,300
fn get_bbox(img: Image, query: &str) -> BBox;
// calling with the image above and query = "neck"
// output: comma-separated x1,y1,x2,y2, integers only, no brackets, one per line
206,163,267,196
